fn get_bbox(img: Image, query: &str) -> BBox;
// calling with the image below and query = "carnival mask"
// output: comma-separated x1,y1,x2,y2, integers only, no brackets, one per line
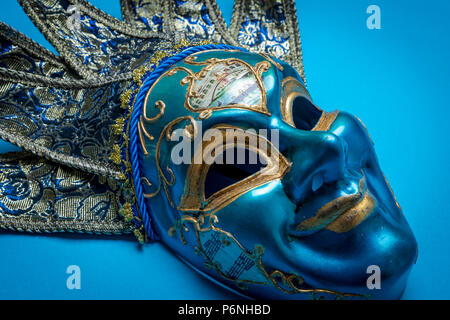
0,0,417,300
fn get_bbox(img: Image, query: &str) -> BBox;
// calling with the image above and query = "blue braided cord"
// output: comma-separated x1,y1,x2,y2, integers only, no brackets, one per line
129,44,247,241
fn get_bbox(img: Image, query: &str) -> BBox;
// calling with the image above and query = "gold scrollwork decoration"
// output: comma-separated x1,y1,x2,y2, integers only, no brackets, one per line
172,213,363,298
141,116,199,206
182,55,271,115
141,177,161,199
259,52,284,71
311,111,339,132
138,99,166,155
174,214,268,288
138,53,276,159
177,125,291,214
280,76,316,127
138,54,276,203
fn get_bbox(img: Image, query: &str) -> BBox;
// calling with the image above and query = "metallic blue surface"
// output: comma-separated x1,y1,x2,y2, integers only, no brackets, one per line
138,49,417,299
0,0,449,299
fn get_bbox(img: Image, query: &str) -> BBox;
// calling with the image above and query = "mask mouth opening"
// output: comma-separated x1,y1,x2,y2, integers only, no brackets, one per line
291,96,323,130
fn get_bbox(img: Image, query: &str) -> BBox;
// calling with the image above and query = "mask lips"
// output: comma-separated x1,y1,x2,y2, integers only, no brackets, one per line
291,173,375,236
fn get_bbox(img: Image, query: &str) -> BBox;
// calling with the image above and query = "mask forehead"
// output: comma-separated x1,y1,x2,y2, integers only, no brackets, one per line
140,50,304,127
138,50,318,210
139,51,269,163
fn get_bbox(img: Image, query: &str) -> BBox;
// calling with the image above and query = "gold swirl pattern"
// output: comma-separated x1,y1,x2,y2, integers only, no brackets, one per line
138,55,276,205
141,116,199,206
280,76,315,127
177,125,291,214
182,55,271,115
171,213,362,298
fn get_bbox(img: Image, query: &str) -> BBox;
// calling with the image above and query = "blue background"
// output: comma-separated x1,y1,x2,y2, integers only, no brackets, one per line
0,0,449,299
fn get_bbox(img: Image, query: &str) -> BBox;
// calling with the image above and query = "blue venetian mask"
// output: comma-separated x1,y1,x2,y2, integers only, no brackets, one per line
0,0,417,300
136,49,417,299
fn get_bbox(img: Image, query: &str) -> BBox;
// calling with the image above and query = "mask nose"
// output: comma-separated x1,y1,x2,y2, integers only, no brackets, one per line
282,131,347,204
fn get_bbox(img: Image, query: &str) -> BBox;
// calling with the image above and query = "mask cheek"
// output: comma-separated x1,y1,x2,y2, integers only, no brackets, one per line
213,180,296,250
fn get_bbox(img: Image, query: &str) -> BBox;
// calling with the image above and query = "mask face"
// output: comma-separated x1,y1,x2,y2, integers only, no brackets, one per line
138,49,417,299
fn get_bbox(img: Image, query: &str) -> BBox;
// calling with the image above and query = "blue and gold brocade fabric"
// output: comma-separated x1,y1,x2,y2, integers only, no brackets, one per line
0,0,305,238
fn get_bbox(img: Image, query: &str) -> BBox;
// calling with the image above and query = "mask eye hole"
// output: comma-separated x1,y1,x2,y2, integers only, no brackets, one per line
177,127,291,213
280,76,323,130
204,148,266,199
291,96,322,130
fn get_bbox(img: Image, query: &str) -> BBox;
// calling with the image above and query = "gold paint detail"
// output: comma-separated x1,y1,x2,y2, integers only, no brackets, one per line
199,109,212,120
175,214,268,287
181,55,271,115
137,52,278,162
280,76,315,127
178,126,291,214
137,54,278,205
141,177,161,199
259,53,284,71
138,55,273,161
326,190,376,233
143,100,166,123
133,41,220,160
138,99,166,155
141,116,198,206
296,178,376,233
311,111,339,132
173,213,361,297
138,120,154,156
